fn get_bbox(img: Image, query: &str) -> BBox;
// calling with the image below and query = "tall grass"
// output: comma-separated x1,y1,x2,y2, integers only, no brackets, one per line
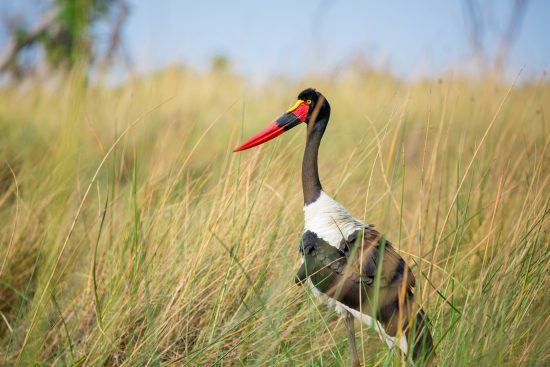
0,67,548,366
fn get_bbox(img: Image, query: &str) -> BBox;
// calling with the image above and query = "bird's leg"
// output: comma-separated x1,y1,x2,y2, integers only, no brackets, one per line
343,312,361,367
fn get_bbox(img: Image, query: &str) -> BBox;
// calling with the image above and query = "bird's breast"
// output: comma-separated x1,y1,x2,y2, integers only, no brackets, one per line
303,191,365,249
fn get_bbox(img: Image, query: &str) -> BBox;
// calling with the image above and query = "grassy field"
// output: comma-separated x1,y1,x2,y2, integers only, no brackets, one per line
0,67,548,366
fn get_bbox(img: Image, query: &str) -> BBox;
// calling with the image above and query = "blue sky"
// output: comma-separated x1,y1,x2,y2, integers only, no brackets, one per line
1,1,548,81
123,0,549,80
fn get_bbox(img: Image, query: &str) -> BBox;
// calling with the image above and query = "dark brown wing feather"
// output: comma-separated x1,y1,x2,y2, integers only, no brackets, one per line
340,227,415,290
296,228,434,362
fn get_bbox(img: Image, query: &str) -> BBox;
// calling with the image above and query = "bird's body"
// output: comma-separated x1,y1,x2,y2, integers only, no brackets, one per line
300,191,410,352
234,88,434,365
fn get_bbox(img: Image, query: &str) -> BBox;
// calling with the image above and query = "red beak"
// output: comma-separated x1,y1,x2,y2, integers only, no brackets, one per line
234,100,310,152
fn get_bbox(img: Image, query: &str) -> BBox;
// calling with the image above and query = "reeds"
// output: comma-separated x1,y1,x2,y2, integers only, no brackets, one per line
0,67,548,366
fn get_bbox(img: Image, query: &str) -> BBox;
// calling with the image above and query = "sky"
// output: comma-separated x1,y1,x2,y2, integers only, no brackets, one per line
123,0,549,81
1,1,549,81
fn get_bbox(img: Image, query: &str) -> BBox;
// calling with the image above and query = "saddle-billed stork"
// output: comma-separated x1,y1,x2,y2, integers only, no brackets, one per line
234,88,434,366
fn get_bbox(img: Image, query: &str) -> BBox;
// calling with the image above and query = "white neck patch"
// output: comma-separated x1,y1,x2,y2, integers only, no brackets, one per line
303,191,366,248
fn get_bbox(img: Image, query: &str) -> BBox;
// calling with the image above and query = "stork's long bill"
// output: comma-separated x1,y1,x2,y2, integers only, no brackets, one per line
233,99,311,152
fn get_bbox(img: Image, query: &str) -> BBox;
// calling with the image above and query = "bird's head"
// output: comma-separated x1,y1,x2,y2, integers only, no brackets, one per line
233,88,330,152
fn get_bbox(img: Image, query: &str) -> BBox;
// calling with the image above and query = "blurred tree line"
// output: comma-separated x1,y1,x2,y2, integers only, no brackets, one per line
0,0,129,79
0,0,531,81
462,0,530,74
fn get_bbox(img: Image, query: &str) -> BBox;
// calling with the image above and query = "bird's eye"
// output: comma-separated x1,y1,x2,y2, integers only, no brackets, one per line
306,99,312,104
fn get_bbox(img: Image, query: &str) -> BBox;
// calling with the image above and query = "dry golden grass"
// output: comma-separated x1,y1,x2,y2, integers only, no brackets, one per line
0,66,548,366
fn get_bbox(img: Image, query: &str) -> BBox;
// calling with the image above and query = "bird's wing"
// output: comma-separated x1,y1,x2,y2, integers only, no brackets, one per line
295,231,348,290
295,228,415,290
295,227,417,315
341,226,416,290
295,229,432,357
296,231,370,309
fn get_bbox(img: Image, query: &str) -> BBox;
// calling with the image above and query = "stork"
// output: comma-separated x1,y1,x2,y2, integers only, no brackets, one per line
234,88,434,366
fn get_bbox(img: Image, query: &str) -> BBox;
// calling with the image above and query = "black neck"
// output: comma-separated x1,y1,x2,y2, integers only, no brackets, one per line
302,116,328,205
